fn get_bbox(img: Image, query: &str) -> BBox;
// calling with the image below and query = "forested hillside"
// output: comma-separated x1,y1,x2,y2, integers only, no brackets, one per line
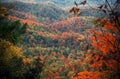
0,2,68,24
0,0,120,79
0,1,106,24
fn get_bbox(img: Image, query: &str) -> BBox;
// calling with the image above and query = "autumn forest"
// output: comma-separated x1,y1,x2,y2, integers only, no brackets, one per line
0,0,120,79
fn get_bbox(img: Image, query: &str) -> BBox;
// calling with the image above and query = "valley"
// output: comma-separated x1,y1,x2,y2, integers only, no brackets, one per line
0,0,119,79
2,1,95,78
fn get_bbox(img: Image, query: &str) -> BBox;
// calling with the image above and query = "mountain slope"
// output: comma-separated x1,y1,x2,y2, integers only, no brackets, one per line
1,0,74,6
1,2,68,24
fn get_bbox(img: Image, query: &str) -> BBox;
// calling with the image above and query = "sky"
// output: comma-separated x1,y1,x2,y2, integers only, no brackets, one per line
1,0,117,7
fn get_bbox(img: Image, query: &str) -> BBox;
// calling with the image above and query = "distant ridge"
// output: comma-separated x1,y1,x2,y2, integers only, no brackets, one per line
1,0,116,7
0,1,68,24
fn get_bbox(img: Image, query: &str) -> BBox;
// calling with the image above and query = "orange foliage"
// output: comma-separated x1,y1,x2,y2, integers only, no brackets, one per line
73,71,104,79
49,17,83,30
73,19,120,79
9,16,44,26
90,60,106,70
105,59,120,71
51,35,60,39
20,19,39,26
54,76,60,79
37,31,50,37
72,70,120,79
89,23,120,71
10,10,37,21
61,32,71,39
90,31,118,55
23,57,31,64
104,21,118,32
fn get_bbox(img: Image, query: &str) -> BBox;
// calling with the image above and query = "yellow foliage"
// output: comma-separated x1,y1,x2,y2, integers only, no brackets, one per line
23,57,31,64
0,39,23,67
0,39,21,54
0,7,9,19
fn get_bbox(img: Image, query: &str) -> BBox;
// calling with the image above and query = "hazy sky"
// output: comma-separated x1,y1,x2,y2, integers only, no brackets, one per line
2,0,117,6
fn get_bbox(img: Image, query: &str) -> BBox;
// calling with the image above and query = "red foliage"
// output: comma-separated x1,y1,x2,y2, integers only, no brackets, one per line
10,10,37,21
90,31,118,55
73,71,104,79
61,32,71,39
73,20,120,79
51,35,60,39
104,21,118,32
9,15,41,26
49,17,83,31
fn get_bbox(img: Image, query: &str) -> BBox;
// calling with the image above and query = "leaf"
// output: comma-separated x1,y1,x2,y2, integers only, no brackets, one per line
98,4,107,9
69,7,82,16
79,0,87,5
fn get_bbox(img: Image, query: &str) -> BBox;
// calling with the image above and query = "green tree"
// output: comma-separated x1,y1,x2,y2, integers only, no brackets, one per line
0,4,43,79
0,20,27,45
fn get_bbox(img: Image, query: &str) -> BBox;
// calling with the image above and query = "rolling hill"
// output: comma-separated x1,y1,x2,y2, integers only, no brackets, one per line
0,2,68,24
